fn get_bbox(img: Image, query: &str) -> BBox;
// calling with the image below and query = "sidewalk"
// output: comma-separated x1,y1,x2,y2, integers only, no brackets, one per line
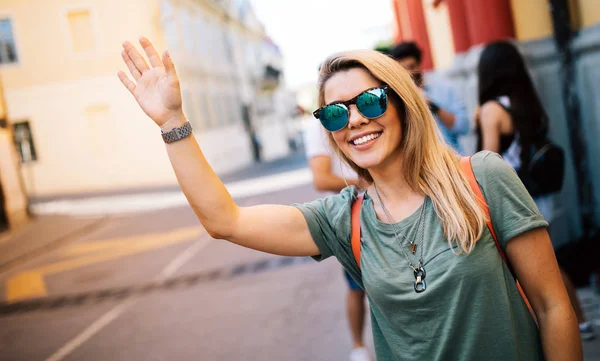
0,152,310,275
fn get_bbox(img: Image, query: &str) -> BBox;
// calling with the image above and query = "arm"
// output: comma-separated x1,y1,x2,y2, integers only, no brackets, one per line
118,38,318,257
427,84,468,134
479,102,503,153
308,155,357,193
506,228,582,361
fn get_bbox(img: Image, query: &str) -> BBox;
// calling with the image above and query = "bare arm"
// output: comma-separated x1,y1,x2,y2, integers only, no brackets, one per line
506,228,582,361
435,107,456,129
479,102,504,153
118,38,318,257
308,155,358,193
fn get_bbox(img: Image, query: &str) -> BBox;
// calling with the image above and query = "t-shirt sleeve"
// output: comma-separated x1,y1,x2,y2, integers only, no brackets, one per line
303,118,332,159
292,186,356,261
471,151,549,250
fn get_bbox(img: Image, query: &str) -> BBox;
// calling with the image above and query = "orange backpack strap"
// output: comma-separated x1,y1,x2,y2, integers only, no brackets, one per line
459,156,535,321
351,194,364,269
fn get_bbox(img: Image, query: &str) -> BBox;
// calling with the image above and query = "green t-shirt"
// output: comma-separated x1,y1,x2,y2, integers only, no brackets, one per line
294,151,549,361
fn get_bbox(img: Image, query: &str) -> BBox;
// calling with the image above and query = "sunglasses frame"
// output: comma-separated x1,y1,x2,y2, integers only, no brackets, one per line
312,85,390,131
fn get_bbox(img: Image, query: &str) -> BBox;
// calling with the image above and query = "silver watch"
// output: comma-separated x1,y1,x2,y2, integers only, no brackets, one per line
161,121,193,143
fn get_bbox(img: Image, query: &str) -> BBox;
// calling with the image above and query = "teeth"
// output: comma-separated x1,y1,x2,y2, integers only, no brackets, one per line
352,133,381,145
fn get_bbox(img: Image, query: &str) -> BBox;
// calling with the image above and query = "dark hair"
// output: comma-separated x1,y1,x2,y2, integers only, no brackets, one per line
477,40,548,168
389,41,422,63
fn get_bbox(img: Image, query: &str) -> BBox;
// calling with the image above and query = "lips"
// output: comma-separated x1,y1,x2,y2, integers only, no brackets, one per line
349,131,383,146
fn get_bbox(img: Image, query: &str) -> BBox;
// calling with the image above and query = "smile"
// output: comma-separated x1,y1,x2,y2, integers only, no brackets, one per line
350,132,382,146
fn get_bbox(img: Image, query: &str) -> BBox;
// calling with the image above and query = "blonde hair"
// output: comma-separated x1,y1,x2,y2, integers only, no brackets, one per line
318,50,486,254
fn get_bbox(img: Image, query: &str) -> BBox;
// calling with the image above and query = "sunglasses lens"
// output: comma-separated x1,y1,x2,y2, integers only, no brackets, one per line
318,104,348,132
357,88,387,118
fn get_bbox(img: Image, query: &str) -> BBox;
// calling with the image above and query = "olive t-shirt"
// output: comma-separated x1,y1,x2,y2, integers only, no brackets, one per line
294,151,548,361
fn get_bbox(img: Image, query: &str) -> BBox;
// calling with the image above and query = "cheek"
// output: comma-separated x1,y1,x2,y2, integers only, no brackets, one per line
331,132,347,148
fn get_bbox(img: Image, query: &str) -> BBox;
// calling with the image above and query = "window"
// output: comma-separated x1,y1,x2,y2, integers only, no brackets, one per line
0,19,18,64
67,9,95,53
12,121,37,163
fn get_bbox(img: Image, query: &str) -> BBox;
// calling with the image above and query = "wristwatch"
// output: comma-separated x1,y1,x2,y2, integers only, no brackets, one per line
428,101,440,115
161,121,193,143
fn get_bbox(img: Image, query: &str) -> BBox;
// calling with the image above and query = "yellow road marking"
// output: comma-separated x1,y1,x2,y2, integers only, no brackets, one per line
6,271,47,302
61,226,204,256
5,226,205,303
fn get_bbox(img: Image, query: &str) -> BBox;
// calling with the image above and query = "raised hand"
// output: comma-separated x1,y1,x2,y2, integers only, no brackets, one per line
118,37,184,128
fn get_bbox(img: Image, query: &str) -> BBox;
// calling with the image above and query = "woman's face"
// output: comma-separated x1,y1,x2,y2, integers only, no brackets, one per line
323,68,404,172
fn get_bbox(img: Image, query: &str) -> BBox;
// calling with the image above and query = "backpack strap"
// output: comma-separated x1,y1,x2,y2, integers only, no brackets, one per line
459,156,535,321
350,194,364,268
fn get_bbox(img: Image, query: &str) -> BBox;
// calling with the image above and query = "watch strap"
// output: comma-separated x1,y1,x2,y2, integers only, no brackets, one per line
161,121,193,143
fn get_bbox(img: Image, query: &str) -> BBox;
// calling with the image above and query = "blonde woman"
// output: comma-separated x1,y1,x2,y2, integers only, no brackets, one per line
118,38,581,361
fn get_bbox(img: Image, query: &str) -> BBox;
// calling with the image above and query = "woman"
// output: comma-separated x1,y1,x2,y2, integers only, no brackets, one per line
118,37,581,360
475,40,554,220
476,40,595,342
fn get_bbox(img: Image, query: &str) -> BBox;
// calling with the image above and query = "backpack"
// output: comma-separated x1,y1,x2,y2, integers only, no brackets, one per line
491,97,565,196
350,156,536,320
522,139,565,196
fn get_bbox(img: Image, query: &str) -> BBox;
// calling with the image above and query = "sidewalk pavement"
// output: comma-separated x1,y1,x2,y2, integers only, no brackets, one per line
0,152,311,275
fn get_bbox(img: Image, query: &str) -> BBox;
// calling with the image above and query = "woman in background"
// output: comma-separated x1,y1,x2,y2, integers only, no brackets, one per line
475,40,595,341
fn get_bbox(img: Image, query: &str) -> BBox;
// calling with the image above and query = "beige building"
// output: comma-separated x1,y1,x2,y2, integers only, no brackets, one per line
0,0,293,199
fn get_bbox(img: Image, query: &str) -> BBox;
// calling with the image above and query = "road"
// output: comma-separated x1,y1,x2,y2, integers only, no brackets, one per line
0,154,599,361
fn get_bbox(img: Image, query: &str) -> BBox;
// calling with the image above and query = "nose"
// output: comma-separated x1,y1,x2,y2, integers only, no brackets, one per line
347,104,369,130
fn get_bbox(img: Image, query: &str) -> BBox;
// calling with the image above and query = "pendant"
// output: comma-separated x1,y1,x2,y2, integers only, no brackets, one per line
413,266,426,293
408,243,417,254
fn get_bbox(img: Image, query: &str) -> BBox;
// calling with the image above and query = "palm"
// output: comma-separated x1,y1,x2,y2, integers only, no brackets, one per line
118,38,183,127
133,67,181,125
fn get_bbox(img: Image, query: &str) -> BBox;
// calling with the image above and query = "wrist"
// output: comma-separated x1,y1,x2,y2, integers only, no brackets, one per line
159,110,187,132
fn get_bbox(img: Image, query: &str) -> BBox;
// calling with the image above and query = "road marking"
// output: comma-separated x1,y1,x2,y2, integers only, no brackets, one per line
5,271,47,301
5,226,204,302
44,237,210,361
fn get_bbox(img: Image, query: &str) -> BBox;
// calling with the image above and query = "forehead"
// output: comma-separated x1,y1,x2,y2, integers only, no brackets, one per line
323,68,381,104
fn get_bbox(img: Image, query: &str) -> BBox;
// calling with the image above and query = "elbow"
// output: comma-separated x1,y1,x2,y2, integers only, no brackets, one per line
312,177,330,192
206,228,226,240
191,206,238,241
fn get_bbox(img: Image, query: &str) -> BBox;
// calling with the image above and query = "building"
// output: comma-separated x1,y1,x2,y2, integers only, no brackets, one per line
390,0,600,245
0,0,293,200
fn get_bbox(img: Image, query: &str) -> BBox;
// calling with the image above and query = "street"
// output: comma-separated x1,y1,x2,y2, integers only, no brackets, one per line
0,155,598,361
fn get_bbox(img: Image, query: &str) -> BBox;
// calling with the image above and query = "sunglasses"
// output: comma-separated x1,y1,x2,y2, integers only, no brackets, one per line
313,86,389,132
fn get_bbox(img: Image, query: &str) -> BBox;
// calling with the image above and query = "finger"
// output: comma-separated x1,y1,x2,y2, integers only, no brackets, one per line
117,71,136,95
122,41,149,75
162,51,178,78
139,37,163,68
121,50,141,80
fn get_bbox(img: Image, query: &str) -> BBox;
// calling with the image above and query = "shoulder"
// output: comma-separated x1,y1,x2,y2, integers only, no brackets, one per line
294,185,358,241
471,151,514,174
480,101,510,127
470,151,521,192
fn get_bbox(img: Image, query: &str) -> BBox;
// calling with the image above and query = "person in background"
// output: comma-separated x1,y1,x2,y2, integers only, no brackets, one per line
475,40,595,341
303,118,371,361
389,42,469,154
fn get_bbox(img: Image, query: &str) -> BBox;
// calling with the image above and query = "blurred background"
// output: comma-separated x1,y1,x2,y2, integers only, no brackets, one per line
0,0,599,360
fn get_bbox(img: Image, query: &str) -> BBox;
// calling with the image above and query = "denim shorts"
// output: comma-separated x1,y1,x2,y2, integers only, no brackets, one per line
344,270,362,291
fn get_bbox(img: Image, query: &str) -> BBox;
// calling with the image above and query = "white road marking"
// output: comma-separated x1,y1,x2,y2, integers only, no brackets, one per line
31,168,312,216
44,237,211,361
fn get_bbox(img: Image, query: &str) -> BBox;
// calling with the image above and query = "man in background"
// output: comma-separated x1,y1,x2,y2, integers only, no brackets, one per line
303,117,371,361
390,41,469,154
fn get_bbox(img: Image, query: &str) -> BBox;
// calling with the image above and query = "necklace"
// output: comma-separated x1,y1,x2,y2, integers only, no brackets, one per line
373,183,428,293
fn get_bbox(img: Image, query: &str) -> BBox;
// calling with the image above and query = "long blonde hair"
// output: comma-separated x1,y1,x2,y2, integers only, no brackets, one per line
318,50,486,254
